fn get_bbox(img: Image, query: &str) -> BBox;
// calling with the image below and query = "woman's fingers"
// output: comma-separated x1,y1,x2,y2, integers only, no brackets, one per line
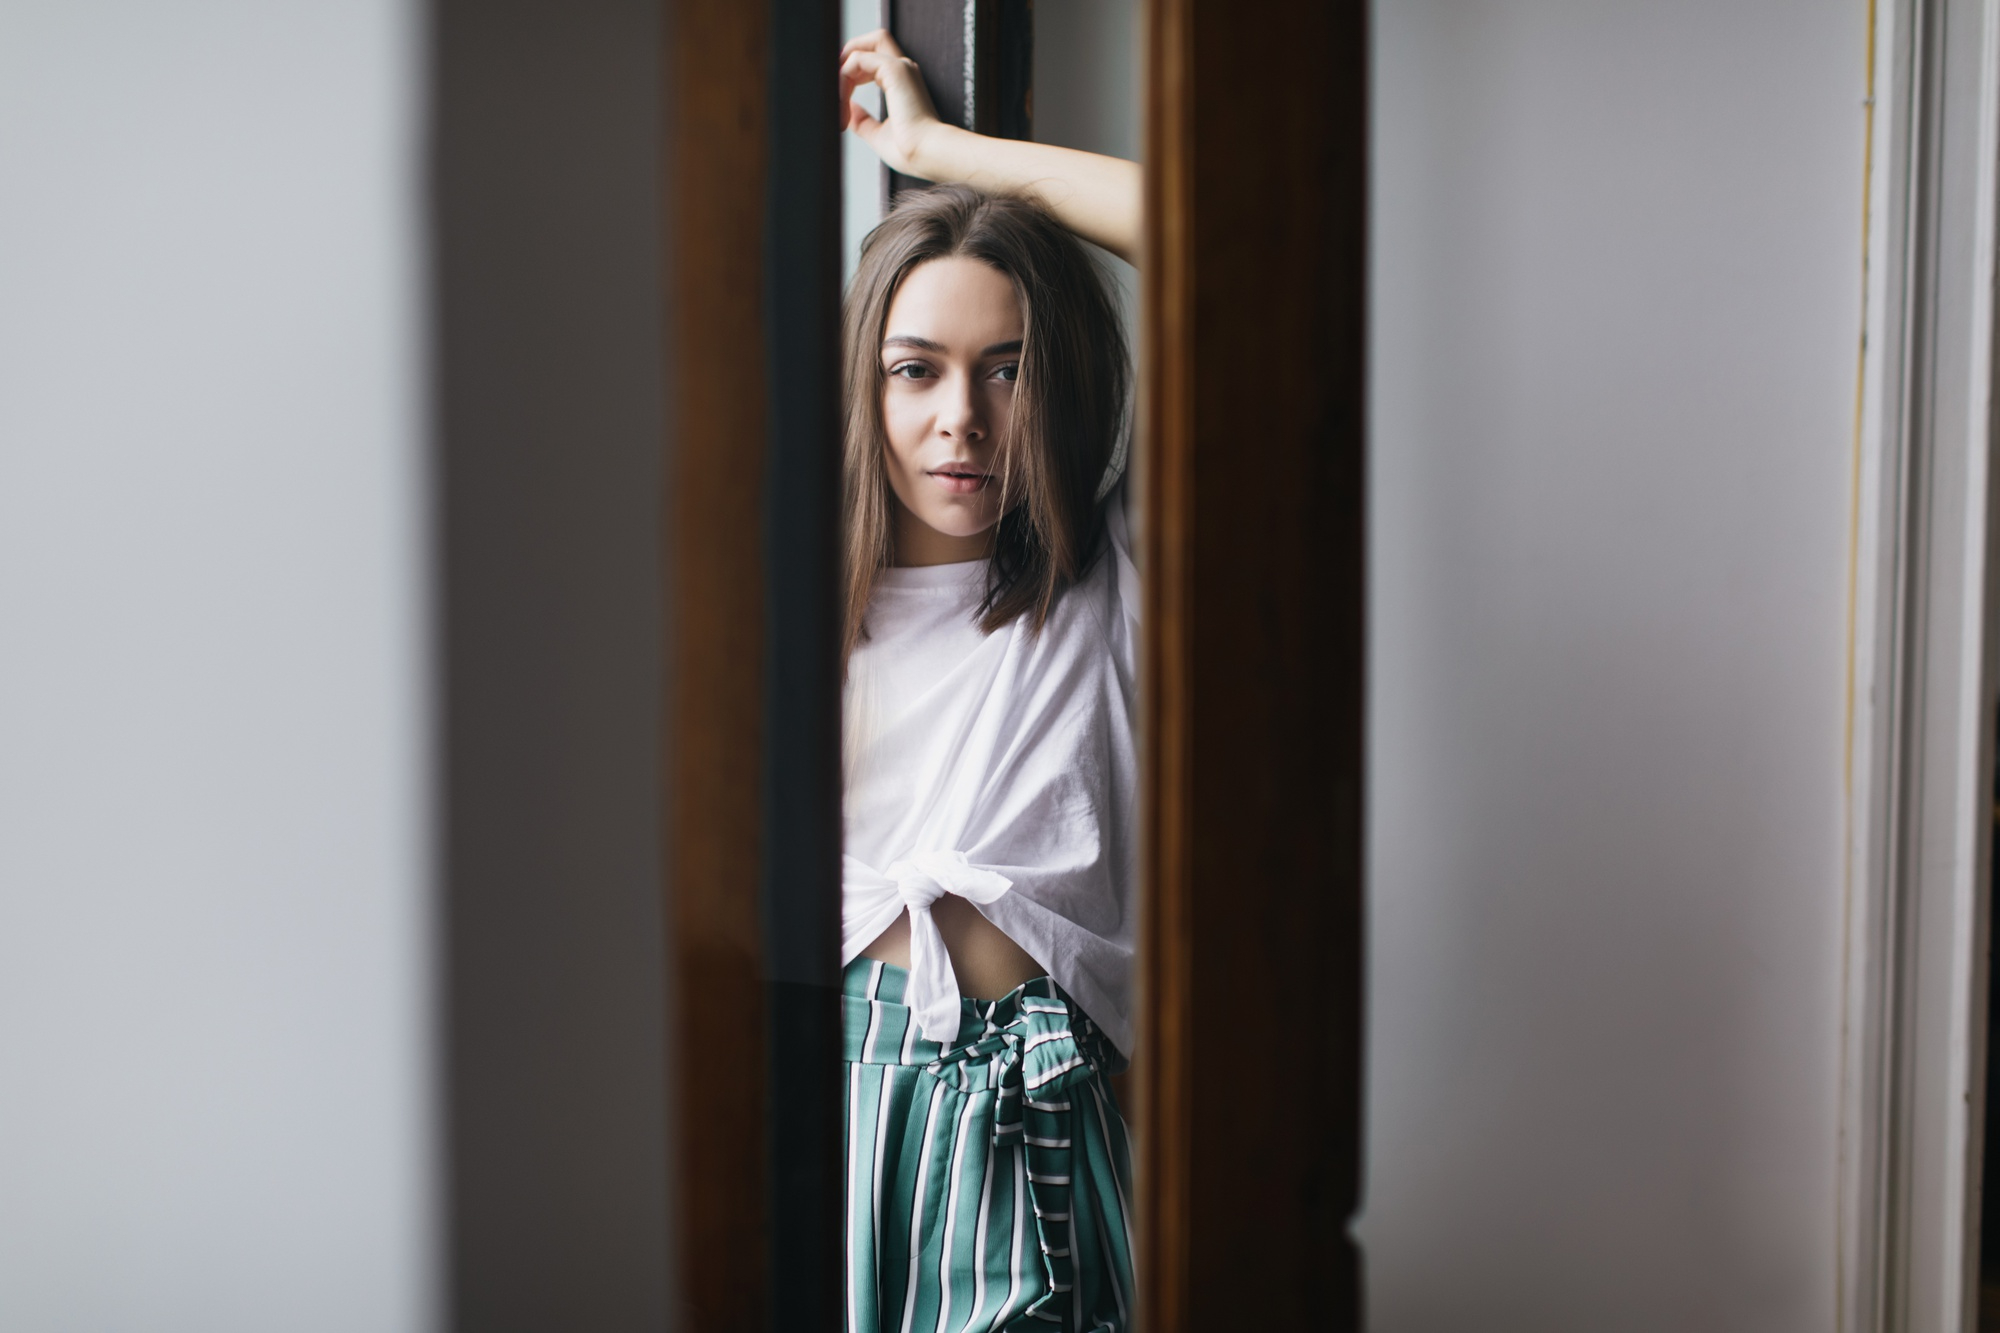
838,49,884,128
839,31,944,176
847,99,883,146
839,28,908,63
839,50,906,135
837,48,884,99
840,48,938,131
838,51,911,169
837,48,876,121
839,48,915,102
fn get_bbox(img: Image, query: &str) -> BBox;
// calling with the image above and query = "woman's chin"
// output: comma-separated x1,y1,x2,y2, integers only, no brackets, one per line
890,490,1000,561
917,508,999,543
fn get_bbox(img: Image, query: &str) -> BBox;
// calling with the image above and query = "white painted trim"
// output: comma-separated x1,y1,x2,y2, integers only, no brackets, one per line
1840,0,2000,1328
961,0,979,130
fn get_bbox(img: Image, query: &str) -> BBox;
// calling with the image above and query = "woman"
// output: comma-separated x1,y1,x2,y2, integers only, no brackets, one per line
837,30,1145,1333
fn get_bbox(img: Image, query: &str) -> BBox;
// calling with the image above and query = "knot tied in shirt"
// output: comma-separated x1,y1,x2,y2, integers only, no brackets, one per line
844,849,1014,1042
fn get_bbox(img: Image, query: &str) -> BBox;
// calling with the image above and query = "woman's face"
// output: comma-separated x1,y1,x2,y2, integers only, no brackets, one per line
879,256,1024,566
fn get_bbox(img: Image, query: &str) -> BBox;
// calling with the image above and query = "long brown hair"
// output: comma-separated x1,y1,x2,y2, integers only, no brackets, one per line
842,184,1130,660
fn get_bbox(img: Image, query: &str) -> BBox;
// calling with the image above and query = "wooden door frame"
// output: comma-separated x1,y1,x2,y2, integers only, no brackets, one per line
663,0,843,1328
1137,1,1367,1328
661,0,1369,1327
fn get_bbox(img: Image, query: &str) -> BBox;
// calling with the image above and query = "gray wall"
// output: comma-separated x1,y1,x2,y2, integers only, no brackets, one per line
0,2,671,1329
1032,0,1140,340
1364,3,1865,1329
0,2,436,1329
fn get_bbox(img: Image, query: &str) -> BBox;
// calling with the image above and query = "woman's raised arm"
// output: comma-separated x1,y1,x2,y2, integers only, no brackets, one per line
840,29,1142,265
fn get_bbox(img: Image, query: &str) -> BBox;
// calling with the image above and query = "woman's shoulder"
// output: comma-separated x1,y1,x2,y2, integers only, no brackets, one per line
1102,474,1135,558
1023,503,1138,669
1099,476,1140,629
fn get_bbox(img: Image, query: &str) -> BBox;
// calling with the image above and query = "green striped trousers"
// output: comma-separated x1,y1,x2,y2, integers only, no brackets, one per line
843,959,1135,1333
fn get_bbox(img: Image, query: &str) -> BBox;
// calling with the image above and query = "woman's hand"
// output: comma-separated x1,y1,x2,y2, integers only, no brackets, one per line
838,27,1143,264
840,30,945,180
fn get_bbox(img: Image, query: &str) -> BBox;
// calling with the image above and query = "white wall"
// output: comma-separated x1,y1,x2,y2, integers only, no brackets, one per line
1364,4,1866,1330
0,3,435,1330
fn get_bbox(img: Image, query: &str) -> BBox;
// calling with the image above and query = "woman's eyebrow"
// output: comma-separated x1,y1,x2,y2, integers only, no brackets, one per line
879,335,1025,356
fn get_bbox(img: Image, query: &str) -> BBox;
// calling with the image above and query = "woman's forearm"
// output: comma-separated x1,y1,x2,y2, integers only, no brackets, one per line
909,125,1141,265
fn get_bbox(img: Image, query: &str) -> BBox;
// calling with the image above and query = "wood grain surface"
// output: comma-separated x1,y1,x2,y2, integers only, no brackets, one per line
1138,0,1368,1327
665,1,770,1327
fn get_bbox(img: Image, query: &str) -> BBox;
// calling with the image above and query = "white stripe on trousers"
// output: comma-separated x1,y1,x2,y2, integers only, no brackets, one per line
934,1088,977,1333
899,1079,949,1333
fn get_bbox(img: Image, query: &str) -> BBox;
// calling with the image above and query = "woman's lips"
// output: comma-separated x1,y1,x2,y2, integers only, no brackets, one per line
928,468,991,495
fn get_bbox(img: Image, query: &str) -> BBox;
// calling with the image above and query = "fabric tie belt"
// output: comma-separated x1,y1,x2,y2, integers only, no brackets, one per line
843,960,1129,1329
844,849,1013,1042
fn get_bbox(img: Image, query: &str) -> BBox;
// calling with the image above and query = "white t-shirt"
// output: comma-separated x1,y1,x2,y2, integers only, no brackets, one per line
841,487,1140,1055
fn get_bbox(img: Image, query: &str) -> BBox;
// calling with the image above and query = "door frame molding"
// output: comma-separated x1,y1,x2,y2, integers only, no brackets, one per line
661,1,1370,1326
1841,0,2000,1327
1136,0,1367,1327
662,0,844,1327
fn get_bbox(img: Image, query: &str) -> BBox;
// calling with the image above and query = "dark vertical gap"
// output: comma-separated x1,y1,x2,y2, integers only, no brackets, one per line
762,0,845,1325
994,0,1033,141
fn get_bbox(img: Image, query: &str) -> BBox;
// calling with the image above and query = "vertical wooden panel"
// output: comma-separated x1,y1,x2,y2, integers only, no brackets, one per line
1139,0,1367,1327
667,2,845,1328
665,1,770,1327
1137,0,1197,1315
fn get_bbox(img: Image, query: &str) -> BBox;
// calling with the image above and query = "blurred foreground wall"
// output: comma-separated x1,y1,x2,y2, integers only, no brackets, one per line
1366,3,1865,1329
0,2,669,1329
0,3,438,1329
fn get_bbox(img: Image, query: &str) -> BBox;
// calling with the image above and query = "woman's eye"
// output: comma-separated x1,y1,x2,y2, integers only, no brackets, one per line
992,363,1019,383
888,362,933,381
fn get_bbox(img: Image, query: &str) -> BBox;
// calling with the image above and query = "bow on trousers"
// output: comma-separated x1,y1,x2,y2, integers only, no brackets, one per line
843,970,1116,1329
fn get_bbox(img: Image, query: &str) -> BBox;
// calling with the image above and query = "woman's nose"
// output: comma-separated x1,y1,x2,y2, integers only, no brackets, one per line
936,375,986,442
